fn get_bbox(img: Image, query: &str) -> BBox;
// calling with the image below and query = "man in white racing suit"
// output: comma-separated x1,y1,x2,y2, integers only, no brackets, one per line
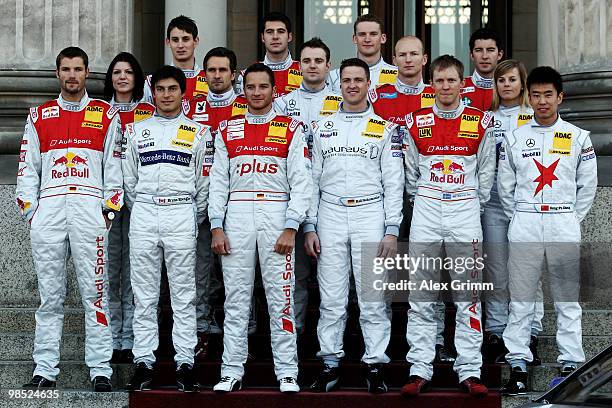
305,58,403,394
499,66,597,395
123,66,211,393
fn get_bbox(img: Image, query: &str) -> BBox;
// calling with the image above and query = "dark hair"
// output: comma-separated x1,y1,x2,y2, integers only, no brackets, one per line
243,62,275,87
261,11,292,33
203,47,237,73
469,27,502,52
339,58,370,81
430,54,464,81
527,66,563,94
167,15,198,39
299,37,331,62
56,46,89,70
103,52,146,102
151,65,187,94
353,13,384,35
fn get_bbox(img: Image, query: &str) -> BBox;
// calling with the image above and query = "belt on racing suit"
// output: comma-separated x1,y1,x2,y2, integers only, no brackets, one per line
320,191,382,207
40,184,103,199
135,193,193,205
416,186,477,201
515,203,575,213
229,191,289,202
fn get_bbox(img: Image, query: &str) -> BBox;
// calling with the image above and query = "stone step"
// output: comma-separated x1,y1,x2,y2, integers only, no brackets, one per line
0,360,502,390
2,306,611,337
502,364,567,392
0,390,128,408
1,329,609,364
501,393,538,408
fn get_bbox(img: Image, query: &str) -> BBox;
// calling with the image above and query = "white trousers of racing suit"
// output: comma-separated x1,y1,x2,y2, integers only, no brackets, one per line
129,199,198,367
31,195,113,381
315,198,391,364
108,207,134,350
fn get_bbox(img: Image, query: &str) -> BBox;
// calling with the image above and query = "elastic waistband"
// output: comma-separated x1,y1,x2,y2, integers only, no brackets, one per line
320,191,382,207
416,186,477,201
135,194,193,205
40,184,102,199
515,203,574,213
229,191,289,202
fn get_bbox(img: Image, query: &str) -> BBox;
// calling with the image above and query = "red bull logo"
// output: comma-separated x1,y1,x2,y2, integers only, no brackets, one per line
51,152,89,179
106,191,122,211
429,159,465,184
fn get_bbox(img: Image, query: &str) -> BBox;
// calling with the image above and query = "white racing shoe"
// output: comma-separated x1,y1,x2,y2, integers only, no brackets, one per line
279,377,300,393
213,376,242,393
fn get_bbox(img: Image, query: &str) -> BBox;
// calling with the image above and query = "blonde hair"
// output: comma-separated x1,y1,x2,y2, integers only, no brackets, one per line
490,59,529,111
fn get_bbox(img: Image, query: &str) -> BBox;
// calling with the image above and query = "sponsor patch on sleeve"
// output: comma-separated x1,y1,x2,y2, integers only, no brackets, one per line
406,113,414,129
368,89,378,102
30,107,39,123
107,105,120,119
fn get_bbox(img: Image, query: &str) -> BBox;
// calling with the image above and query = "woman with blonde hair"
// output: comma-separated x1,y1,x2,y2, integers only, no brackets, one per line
482,59,543,364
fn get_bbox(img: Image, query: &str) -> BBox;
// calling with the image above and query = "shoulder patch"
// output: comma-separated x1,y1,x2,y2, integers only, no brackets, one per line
368,88,378,102
311,121,319,132
219,120,228,131
385,121,397,131
481,111,493,129
289,118,300,132
406,113,414,129
146,75,152,86
107,105,120,119
30,107,39,123
182,99,190,115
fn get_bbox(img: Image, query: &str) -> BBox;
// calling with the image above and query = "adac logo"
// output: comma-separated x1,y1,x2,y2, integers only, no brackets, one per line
51,152,89,179
429,159,465,184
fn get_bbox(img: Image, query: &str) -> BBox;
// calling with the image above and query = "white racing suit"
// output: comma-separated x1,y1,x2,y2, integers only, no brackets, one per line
498,116,597,367
274,83,342,333
403,103,496,382
483,105,544,337
209,109,312,380
304,104,404,365
123,113,210,368
328,57,397,93
15,93,123,381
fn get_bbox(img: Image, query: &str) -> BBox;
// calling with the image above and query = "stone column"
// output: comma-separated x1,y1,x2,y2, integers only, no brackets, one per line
538,0,612,185
0,0,135,154
164,0,227,66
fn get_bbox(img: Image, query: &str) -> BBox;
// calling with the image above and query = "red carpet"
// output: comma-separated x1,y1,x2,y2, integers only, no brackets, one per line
130,388,502,408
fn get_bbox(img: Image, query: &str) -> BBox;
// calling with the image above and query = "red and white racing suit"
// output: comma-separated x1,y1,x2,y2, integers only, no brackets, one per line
498,116,596,367
16,93,124,381
143,62,208,104
403,102,495,382
461,71,494,112
235,53,302,98
208,108,312,380
107,99,155,351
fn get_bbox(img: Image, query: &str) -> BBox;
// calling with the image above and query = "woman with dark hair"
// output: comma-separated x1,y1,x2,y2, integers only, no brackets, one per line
482,59,542,365
104,52,155,364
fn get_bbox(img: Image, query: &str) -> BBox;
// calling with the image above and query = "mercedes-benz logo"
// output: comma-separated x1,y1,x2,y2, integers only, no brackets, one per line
526,138,535,148
288,100,297,109
324,121,333,129
142,129,151,138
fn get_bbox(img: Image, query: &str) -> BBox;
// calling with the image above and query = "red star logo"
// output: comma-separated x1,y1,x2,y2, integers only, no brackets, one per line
533,158,559,196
